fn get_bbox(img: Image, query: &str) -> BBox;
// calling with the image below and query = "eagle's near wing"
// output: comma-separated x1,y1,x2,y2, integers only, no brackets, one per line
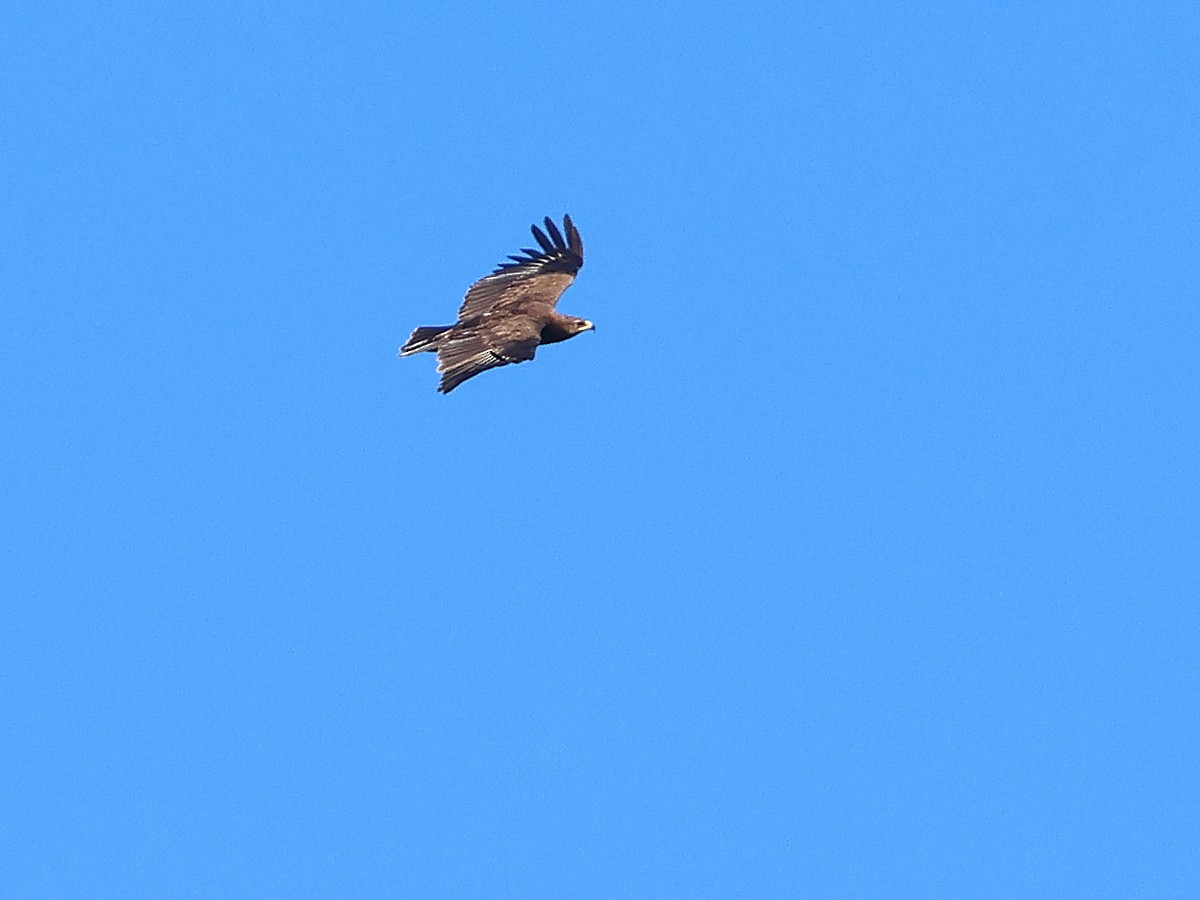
433,313,544,394
456,214,584,321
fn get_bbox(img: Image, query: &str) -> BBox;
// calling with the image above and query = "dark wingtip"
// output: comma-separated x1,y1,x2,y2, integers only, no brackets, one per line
489,214,583,276
563,213,582,256
543,216,566,250
531,222,555,253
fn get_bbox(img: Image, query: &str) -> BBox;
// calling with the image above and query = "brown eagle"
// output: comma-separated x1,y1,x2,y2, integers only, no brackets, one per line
399,214,593,393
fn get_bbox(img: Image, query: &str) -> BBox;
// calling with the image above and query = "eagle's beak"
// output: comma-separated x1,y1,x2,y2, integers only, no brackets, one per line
585,320,596,332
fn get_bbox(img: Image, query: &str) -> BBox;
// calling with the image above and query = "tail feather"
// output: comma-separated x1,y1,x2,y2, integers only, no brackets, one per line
399,324,453,356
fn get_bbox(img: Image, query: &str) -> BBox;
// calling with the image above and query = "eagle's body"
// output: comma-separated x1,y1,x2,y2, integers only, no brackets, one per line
399,214,592,393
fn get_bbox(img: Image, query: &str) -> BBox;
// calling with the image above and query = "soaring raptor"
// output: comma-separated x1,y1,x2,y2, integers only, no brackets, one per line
399,214,593,393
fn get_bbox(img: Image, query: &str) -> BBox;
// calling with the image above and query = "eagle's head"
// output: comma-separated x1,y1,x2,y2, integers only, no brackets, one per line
569,317,596,335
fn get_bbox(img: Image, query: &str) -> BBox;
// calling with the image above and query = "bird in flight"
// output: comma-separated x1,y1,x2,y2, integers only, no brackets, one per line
399,214,593,393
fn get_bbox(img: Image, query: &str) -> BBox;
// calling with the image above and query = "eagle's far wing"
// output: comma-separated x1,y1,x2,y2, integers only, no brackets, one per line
435,314,543,394
456,215,584,321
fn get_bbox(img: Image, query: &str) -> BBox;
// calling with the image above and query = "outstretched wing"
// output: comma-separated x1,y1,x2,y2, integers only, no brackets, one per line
435,314,542,394
456,215,584,321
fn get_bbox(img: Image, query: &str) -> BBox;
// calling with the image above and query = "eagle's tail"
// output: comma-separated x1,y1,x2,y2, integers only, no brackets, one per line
399,324,453,356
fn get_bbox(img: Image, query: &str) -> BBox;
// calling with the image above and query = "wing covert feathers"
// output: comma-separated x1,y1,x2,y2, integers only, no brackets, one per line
456,214,584,320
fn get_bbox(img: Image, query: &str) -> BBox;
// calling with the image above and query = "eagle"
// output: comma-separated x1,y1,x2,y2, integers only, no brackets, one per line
399,214,593,393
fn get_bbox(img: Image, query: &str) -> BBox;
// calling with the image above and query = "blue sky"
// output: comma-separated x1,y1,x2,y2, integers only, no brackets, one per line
3,1,1198,896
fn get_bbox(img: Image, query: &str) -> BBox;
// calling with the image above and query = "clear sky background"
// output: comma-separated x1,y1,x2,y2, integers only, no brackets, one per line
3,2,1198,896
